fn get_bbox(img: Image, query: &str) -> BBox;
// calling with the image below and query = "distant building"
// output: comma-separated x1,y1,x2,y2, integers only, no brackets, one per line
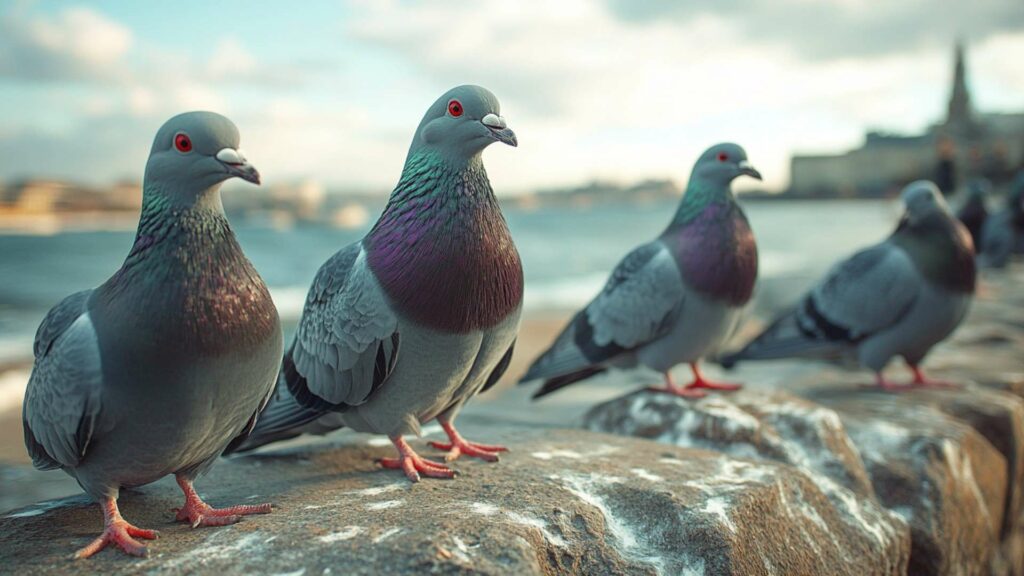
0,179,141,214
511,178,681,210
789,42,1024,198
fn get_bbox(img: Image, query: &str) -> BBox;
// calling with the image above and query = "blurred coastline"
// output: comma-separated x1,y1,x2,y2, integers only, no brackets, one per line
0,197,900,365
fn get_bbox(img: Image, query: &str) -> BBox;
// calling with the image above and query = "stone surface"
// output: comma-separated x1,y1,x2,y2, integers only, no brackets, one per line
0,426,910,576
811,389,1006,576
583,390,875,499
585,382,1024,576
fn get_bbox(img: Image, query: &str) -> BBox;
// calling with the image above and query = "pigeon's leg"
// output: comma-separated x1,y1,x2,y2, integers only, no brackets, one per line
684,362,743,392
872,372,911,392
74,497,158,559
379,435,457,482
908,365,960,389
645,372,707,398
173,475,272,528
428,417,508,462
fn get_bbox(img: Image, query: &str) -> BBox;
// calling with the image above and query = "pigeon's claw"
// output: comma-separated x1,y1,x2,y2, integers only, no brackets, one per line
380,436,457,482
429,420,508,462
74,521,157,559
74,498,157,559
686,363,743,392
174,476,271,528
909,366,960,389
644,372,708,399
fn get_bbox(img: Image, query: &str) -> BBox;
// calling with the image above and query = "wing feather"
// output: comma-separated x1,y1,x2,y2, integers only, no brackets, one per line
23,291,103,470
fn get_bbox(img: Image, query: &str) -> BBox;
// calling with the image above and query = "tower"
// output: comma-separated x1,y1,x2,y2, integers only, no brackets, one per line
944,40,980,138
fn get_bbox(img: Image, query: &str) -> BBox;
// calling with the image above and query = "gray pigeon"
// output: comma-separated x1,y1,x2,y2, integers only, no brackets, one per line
979,171,1024,268
22,112,282,558
956,178,989,248
721,180,976,389
519,143,761,399
227,86,521,482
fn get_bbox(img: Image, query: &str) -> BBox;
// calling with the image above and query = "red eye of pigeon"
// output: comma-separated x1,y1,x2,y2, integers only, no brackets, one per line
447,100,463,117
174,133,192,153
717,152,729,162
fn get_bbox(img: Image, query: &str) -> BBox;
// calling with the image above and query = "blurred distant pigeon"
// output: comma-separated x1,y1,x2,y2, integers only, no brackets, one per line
956,178,989,248
721,180,975,389
228,86,521,483
519,143,761,399
22,112,281,558
980,171,1024,268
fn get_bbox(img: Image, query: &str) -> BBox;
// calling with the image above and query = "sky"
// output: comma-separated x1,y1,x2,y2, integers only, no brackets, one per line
0,0,1022,194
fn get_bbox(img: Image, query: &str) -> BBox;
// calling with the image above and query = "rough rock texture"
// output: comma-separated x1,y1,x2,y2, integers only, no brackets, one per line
585,383,1024,576
583,391,874,498
812,389,1007,576
0,426,910,575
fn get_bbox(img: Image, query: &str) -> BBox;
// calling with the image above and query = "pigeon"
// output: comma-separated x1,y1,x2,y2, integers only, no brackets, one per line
519,143,761,399
979,171,1024,269
956,178,989,248
22,112,282,558
720,180,976,389
227,86,521,482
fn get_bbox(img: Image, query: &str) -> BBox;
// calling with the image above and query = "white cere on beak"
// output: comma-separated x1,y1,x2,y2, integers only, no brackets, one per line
216,148,246,166
738,160,753,170
481,113,507,130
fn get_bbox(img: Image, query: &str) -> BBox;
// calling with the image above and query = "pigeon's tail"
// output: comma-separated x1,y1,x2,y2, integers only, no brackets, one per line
531,366,607,399
718,308,844,369
518,315,594,384
224,352,330,455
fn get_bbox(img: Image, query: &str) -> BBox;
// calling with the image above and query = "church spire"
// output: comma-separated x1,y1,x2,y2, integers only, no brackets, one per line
946,40,974,131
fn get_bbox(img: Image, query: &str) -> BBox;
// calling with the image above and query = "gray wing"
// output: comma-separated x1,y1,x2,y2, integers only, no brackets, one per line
521,241,684,393
23,290,103,471
722,242,921,365
288,242,400,408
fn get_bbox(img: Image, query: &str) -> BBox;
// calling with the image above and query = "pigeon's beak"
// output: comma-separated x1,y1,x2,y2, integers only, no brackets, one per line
737,160,762,181
482,113,517,147
216,148,261,185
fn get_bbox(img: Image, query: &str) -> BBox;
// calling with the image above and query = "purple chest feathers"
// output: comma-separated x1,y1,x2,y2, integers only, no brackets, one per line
666,202,758,306
366,188,523,334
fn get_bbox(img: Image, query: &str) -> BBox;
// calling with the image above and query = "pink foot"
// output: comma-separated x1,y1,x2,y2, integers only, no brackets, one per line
174,476,271,528
685,363,743,392
909,366,960,389
688,378,744,391
645,373,707,398
379,436,457,483
75,498,158,559
428,420,508,462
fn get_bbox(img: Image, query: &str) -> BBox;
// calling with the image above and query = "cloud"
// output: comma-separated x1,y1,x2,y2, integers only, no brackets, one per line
0,6,133,83
605,0,1024,61
340,0,1024,192
0,2,1021,193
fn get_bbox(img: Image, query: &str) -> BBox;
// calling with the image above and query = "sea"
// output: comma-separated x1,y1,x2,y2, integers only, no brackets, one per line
0,199,898,412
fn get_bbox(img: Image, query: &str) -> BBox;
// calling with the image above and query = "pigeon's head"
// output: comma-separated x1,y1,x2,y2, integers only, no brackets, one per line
144,111,260,199
901,180,951,225
691,143,762,187
409,85,517,162
966,178,991,200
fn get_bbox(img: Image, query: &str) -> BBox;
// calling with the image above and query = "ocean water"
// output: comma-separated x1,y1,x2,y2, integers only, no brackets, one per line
0,199,898,378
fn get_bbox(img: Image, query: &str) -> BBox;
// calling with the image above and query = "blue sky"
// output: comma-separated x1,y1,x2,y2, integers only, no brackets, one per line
1,0,1022,193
